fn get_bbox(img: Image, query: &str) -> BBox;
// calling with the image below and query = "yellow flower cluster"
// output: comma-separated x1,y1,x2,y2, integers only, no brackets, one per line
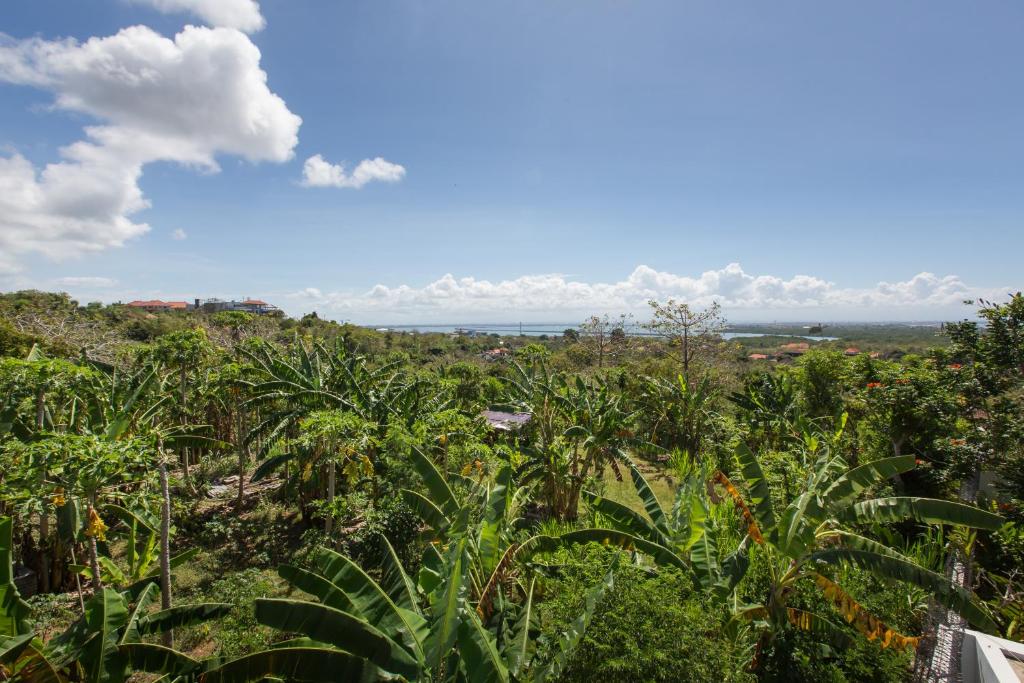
460,459,485,480
85,507,107,541
51,487,67,507
814,574,919,650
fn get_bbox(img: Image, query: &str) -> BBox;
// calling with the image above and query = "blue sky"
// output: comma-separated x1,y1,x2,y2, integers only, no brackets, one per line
1,0,1022,322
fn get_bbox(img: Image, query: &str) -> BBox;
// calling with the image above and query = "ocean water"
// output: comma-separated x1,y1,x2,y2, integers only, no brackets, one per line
376,323,837,341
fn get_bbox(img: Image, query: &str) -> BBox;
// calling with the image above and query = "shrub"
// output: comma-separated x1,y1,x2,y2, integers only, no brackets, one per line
540,547,755,683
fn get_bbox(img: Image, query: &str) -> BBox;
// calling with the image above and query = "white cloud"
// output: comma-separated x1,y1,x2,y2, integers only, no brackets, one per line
0,24,301,270
285,263,1006,322
128,0,265,33
301,154,406,189
55,276,118,288
171,228,187,240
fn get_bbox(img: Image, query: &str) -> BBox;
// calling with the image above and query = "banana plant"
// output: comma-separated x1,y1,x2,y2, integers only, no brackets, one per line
0,516,229,682
200,535,615,682
727,371,800,450
72,504,198,593
0,517,30,639
240,337,348,463
715,442,1003,658
549,456,750,599
632,373,722,457
400,446,536,622
514,374,640,520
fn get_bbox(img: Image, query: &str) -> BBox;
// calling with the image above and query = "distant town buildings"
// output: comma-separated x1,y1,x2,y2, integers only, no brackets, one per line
748,342,884,363
122,297,279,315
196,298,279,315
481,347,511,361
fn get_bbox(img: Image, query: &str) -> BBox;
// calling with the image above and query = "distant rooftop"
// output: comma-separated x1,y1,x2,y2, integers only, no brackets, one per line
481,410,532,431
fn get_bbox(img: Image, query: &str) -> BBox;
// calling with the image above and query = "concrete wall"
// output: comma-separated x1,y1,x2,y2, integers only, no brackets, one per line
962,630,1024,683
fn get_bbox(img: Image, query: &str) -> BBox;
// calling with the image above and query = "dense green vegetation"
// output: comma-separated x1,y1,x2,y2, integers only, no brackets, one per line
1,289,1022,682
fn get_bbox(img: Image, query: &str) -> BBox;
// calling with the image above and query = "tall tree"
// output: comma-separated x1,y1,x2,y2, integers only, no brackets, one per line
578,314,630,369
644,299,725,377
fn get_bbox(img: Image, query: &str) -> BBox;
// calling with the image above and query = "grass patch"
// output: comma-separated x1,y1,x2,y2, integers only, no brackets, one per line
598,465,678,516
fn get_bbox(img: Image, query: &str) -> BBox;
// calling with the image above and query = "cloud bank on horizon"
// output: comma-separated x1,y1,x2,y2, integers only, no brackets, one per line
0,0,404,275
281,263,1004,323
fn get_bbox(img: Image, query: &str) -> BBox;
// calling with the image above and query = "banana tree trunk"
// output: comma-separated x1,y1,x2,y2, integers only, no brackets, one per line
236,408,247,509
159,455,174,647
87,497,103,595
36,388,51,593
179,365,191,480
325,458,336,536
69,545,85,611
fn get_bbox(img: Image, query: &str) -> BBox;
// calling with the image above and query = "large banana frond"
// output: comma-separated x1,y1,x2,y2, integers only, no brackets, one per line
118,642,202,678
79,587,130,683
809,548,997,632
582,491,666,546
278,564,352,612
423,539,468,671
198,647,380,682
627,460,670,537
314,548,426,657
134,603,232,636
378,537,420,615
813,575,917,650
253,599,420,678
0,632,34,666
776,491,818,557
821,456,916,510
711,535,752,601
401,490,451,534
408,447,459,517
838,497,1003,530
733,442,776,536
689,528,719,591
504,577,536,677
456,610,509,683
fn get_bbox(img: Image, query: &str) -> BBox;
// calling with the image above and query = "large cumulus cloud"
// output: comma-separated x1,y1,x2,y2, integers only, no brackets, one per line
0,24,301,271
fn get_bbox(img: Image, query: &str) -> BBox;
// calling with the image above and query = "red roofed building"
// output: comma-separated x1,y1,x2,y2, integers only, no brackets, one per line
844,347,861,356
779,342,810,356
748,353,770,361
126,300,190,312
